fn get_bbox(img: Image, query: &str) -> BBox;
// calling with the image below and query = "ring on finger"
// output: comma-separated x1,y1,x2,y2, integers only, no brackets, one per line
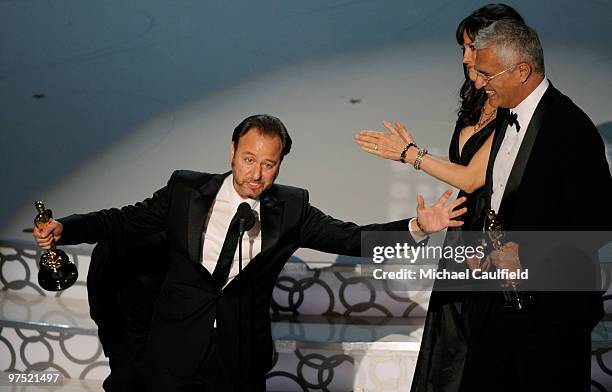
374,144,378,151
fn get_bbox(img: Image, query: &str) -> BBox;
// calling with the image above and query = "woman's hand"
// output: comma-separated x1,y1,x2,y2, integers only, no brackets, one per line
355,121,416,161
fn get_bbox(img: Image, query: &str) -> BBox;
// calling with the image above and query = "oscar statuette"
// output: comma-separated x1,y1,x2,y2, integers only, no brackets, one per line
34,201,78,291
484,209,533,312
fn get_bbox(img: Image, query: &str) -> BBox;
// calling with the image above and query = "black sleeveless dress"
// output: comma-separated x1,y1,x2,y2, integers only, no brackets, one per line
410,118,499,392
448,118,498,231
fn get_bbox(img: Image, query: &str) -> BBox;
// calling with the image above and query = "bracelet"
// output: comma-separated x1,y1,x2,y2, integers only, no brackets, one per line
399,143,417,163
413,148,428,170
415,218,430,235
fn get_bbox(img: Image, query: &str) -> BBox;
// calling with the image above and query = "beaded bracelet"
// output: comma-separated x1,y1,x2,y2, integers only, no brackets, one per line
399,143,417,163
415,218,430,235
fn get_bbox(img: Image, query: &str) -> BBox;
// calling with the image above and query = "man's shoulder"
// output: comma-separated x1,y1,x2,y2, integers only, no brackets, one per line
171,169,214,179
540,83,603,148
158,170,228,198
266,183,308,203
544,84,591,124
534,83,597,143
169,170,225,186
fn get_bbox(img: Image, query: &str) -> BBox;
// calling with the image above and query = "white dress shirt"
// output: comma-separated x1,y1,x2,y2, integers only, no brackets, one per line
491,78,549,212
201,175,261,288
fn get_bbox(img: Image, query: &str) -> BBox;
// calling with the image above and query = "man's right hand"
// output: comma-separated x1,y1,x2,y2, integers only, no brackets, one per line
466,254,492,273
33,219,63,249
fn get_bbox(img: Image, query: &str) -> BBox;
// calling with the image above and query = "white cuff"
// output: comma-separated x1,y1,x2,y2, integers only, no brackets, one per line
408,217,428,242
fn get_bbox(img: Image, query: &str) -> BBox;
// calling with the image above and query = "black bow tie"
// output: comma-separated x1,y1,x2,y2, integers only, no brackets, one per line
508,111,521,132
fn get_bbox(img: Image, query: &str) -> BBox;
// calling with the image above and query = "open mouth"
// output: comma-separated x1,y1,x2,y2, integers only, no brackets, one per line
248,182,263,190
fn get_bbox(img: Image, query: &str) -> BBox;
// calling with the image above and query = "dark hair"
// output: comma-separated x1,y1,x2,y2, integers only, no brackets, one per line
455,4,525,128
232,114,292,159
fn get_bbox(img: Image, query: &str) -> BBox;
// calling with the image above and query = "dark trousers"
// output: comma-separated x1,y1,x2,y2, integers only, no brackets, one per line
458,310,591,392
102,275,164,392
103,343,150,392
149,330,266,392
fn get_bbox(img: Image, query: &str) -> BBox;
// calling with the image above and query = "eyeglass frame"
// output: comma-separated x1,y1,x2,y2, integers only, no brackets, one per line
474,64,516,84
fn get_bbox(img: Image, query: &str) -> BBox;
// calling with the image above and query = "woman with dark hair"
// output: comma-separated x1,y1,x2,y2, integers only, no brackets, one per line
355,3,524,231
355,4,525,391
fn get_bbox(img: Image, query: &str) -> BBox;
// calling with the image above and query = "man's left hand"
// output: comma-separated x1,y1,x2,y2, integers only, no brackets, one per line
415,188,467,234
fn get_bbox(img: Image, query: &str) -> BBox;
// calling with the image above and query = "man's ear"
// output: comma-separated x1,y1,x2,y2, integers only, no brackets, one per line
519,62,532,83
230,142,236,162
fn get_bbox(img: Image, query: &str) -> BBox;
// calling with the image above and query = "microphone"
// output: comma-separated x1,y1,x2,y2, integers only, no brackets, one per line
236,202,255,235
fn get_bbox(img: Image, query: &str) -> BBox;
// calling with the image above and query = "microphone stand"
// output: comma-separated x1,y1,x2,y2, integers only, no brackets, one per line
238,218,246,392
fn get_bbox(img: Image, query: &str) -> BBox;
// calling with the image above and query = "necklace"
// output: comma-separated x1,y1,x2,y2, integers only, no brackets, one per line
473,108,496,133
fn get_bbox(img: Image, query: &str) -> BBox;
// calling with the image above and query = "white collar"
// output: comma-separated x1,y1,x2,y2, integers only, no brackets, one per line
511,77,549,130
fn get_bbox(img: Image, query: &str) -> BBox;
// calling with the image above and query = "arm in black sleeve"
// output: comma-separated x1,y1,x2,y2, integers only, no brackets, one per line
298,190,412,257
57,171,176,247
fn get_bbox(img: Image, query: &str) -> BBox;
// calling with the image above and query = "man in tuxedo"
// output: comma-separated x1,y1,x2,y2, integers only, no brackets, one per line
33,114,467,391
456,20,612,391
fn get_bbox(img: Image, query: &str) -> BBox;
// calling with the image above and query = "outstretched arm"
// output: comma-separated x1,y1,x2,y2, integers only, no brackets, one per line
32,172,176,249
355,121,493,193
299,188,467,256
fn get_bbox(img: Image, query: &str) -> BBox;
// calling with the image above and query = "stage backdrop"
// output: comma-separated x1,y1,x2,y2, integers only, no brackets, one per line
1,0,611,263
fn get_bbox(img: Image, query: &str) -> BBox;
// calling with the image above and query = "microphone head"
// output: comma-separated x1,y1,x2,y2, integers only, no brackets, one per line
237,202,256,232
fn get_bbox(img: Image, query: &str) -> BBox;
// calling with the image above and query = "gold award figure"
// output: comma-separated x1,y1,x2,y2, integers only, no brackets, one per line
34,201,78,291
484,209,533,312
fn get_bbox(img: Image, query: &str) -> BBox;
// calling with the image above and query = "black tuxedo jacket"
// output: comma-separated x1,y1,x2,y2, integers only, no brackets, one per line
469,82,612,336
88,233,168,354
59,170,411,380
88,235,168,391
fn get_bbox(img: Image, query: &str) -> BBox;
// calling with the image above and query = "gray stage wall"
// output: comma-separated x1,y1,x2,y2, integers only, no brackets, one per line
1,1,611,262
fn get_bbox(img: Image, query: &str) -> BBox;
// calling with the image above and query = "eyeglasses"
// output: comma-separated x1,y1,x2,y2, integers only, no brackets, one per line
475,64,516,84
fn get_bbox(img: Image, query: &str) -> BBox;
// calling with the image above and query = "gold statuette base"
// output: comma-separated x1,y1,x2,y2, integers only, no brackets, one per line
38,248,78,291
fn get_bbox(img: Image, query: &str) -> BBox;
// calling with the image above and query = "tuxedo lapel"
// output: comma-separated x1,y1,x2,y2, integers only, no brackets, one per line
472,109,510,341
260,189,284,255
186,172,230,264
485,109,510,213
498,87,554,225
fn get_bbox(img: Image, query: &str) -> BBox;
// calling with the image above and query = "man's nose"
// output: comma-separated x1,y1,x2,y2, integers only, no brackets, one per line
252,165,262,180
